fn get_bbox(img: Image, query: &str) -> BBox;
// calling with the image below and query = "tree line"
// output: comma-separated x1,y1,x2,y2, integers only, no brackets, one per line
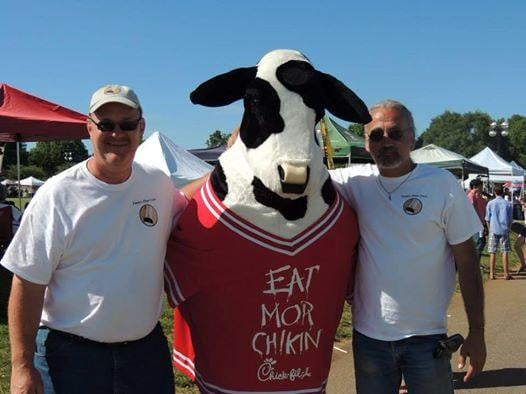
417,111,526,165
347,111,526,166
1,140,88,180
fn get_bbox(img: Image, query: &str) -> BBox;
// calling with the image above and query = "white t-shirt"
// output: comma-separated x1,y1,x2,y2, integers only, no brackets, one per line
330,164,482,341
1,160,187,342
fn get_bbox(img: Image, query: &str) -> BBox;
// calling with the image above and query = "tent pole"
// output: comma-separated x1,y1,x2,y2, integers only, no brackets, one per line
462,166,465,190
17,141,21,209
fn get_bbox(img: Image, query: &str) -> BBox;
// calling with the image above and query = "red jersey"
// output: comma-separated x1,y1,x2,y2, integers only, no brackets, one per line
164,180,359,393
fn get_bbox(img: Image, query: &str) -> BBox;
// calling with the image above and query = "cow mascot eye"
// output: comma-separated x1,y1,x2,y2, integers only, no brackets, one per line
247,93,259,105
245,90,260,110
165,49,372,393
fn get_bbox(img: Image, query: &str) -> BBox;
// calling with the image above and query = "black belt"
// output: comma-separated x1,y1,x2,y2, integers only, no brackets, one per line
41,323,159,347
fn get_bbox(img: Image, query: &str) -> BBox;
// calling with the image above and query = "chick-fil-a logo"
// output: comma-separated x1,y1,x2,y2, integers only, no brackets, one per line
257,358,312,382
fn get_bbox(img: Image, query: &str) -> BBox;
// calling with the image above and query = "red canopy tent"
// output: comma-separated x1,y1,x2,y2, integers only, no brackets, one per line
0,83,88,142
0,83,89,203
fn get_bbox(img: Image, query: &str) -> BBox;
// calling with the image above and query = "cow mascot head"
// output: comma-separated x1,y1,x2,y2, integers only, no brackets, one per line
165,49,371,393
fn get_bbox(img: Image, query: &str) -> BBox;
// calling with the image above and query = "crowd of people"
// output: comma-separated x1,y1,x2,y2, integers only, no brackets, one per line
0,84,488,394
467,178,526,279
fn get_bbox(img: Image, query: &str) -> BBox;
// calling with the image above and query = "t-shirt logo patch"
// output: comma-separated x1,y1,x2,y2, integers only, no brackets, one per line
139,204,158,227
403,198,422,215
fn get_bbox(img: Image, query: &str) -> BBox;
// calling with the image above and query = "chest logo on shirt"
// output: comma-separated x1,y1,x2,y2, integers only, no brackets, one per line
403,198,423,215
139,204,158,227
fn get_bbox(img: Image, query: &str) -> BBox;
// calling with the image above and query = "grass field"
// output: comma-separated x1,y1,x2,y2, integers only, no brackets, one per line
0,234,522,393
5,198,31,212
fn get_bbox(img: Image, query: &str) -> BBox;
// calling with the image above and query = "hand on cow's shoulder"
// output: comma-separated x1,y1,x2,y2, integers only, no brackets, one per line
227,126,240,149
181,174,209,199
180,127,238,200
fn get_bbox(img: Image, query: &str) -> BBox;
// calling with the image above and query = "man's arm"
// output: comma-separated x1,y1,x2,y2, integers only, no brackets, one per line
180,174,210,200
8,275,46,394
180,126,239,200
451,239,486,383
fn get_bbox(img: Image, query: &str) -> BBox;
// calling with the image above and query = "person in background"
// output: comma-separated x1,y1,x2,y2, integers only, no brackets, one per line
512,227,526,274
0,184,22,236
2,84,186,394
503,187,511,201
485,184,513,280
467,178,488,264
512,196,526,274
330,99,486,393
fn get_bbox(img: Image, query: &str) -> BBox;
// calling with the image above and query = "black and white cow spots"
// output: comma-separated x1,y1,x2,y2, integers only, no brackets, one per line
240,78,285,149
190,49,371,238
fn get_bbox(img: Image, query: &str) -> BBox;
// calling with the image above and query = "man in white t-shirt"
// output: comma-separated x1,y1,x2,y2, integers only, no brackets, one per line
2,85,186,394
330,100,486,393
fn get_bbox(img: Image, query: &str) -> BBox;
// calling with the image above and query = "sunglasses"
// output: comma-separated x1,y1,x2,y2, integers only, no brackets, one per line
88,116,142,132
367,127,406,143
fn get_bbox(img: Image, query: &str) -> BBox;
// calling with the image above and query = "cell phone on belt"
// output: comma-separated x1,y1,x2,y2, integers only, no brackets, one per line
433,334,464,358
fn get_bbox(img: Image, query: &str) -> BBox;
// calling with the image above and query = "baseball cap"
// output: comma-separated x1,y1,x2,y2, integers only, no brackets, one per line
89,84,141,113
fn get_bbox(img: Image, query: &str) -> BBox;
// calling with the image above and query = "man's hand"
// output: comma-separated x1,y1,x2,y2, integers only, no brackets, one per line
227,126,240,148
451,239,486,382
11,365,44,394
457,328,486,382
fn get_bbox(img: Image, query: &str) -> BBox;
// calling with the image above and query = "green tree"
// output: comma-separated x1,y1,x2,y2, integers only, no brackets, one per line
206,130,229,147
0,142,29,172
414,135,424,149
419,111,496,159
28,140,88,176
463,112,495,154
347,123,364,137
4,164,47,180
507,115,526,166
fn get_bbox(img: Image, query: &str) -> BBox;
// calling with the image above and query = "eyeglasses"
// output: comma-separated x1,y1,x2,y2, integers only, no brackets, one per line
88,116,142,132
367,127,407,143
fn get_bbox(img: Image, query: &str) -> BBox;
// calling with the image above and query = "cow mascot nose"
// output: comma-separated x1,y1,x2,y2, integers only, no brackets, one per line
278,162,310,194
164,49,371,393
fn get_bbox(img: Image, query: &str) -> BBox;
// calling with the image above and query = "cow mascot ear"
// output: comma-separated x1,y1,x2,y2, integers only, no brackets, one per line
276,60,372,125
190,67,257,107
316,71,372,124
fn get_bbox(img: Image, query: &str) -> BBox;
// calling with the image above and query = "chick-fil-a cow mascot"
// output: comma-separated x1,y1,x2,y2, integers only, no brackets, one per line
164,49,371,393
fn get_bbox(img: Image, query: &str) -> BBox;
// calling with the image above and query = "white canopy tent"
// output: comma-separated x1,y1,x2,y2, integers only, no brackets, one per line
411,144,488,179
134,131,213,188
511,160,526,173
470,147,524,181
19,176,45,186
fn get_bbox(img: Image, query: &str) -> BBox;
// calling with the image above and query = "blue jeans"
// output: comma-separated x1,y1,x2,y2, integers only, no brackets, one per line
34,323,174,394
353,330,453,394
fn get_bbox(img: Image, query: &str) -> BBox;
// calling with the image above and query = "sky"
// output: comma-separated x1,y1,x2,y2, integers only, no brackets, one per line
2,0,525,151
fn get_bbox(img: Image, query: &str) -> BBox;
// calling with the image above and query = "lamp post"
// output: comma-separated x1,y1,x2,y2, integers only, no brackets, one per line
488,120,509,156
64,151,73,162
